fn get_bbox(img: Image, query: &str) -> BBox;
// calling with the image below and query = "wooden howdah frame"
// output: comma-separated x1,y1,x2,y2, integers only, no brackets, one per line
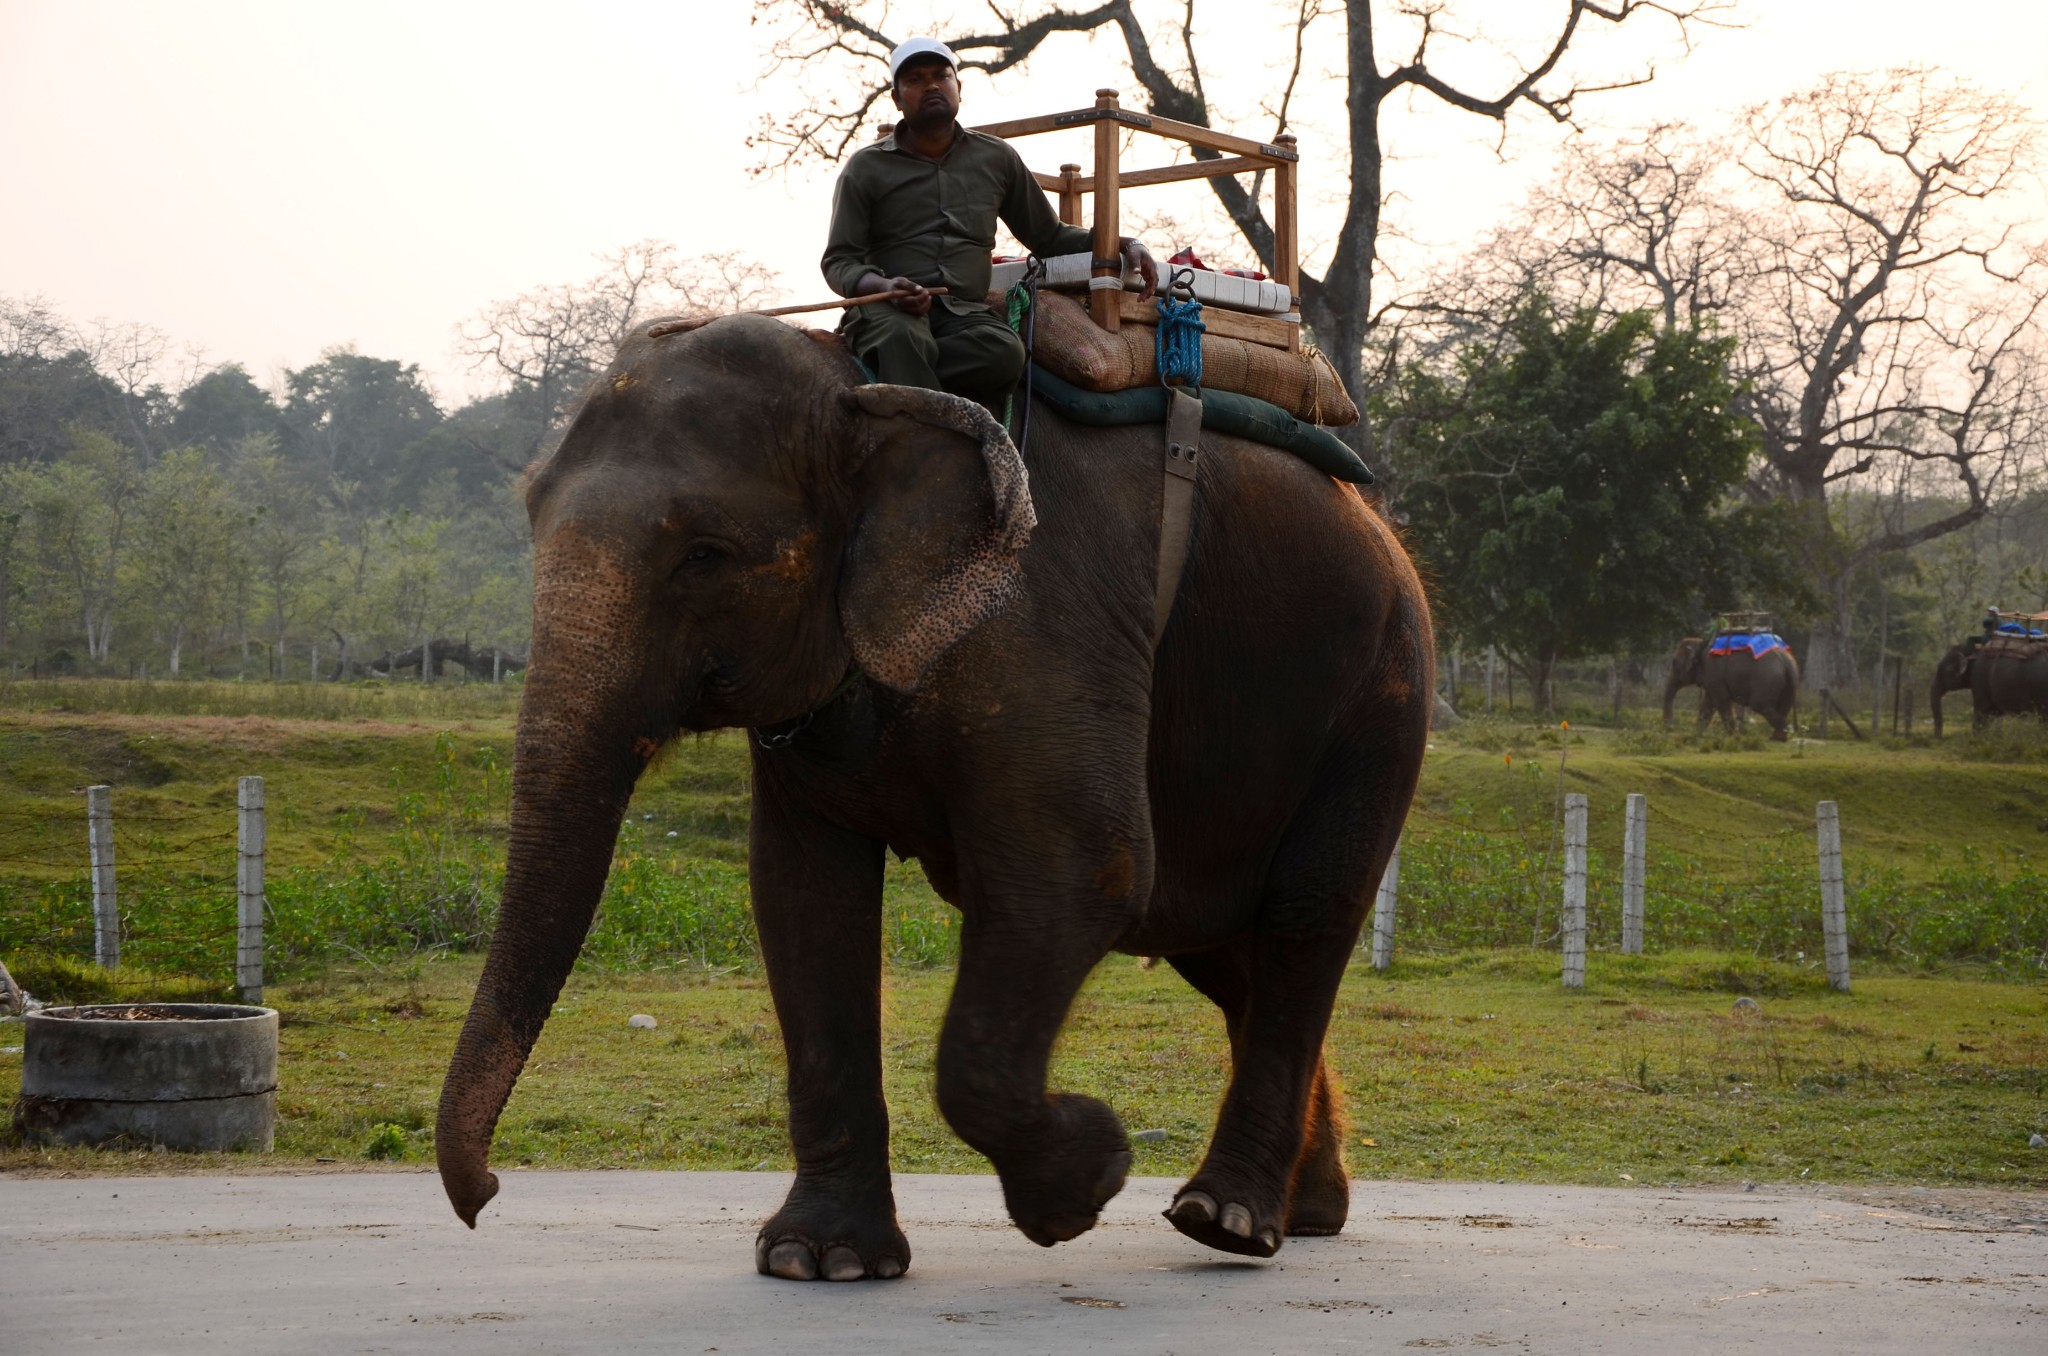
883,89,1302,352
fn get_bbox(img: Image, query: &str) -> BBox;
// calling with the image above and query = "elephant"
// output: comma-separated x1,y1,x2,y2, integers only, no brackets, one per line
434,315,1434,1281
1661,635,1799,740
1930,640,2048,736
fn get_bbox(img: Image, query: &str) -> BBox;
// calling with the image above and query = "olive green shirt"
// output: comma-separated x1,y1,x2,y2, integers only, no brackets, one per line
822,126,1093,315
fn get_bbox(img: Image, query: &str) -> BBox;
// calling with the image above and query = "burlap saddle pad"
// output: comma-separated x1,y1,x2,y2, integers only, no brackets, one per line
995,289,1359,428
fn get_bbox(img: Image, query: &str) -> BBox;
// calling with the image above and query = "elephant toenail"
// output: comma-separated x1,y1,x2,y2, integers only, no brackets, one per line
821,1246,865,1281
1093,1151,1133,1207
1167,1191,1217,1227
873,1256,904,1279
766,1241,818,1281
1219,1204,1253,1239
1258,1229,1280,1254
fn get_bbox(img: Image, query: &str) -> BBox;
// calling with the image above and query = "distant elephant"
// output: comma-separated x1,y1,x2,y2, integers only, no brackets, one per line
434,316,1434,1279
1662,635,1799,740
1930,641,2048,736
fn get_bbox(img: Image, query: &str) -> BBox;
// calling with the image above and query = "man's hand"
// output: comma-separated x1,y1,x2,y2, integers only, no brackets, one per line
1122,239,1159,301
856,272,933,317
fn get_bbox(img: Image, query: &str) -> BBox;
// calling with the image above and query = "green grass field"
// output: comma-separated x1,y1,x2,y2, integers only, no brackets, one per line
1,677,2044,1187
1,677,2040,980
4,951,2042,1189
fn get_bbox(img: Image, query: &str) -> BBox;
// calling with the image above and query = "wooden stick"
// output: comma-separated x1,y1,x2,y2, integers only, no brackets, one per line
1034,154,1270,196
647,288,950,338
1090,88,1122,332
971,107,1298,162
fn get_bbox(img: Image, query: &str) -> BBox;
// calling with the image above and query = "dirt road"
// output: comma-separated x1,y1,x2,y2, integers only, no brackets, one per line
3,1171,2041,1352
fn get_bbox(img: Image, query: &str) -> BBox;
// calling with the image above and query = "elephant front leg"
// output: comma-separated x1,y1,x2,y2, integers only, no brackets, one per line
937,907,1138,1247
749,789,907,1281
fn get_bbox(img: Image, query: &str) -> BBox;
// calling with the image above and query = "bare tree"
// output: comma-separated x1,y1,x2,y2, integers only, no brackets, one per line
457,241,780,445
748,0,1736,465
1734,69,2047,683
0,295,72,361
1458,69,2048,685
78,319,173,465
1531,123,1753,329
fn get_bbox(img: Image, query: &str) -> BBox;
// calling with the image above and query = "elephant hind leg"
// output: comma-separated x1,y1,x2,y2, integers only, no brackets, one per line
1286,1060,1351,1235
1166,727,1411,1257
1166,945,1350,1240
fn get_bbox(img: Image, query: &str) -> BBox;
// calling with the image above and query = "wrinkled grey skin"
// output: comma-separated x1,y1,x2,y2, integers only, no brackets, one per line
435,315,1434,1282
1662,636,1800,741
1931,641,2048,735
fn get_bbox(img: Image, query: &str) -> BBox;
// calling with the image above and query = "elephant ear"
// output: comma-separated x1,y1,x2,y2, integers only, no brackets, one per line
838,385,1037,691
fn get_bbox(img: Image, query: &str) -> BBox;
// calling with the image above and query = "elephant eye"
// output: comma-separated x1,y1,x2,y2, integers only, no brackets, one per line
675,540,728,573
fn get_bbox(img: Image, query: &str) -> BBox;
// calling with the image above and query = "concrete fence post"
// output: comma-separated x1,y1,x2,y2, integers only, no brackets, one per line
1816,800,1850,993
1371,838,1401,971
1562,793,1588,989
1621,792,1647,955
87,784,118,969
237,776,265,1004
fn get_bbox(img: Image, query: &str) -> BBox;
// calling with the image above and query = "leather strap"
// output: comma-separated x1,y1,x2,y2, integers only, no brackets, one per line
1154,387,1201,645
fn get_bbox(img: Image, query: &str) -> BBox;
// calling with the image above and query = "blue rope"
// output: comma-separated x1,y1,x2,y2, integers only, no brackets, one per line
1156,292,1205,388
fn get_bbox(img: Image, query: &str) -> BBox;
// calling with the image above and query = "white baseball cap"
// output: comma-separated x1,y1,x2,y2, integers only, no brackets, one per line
888,37,958,81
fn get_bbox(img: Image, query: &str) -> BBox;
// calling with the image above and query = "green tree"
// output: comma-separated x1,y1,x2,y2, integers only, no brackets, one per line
283,349,443,499
127,448,248,675
9,431,149,663
1386,295,1766,707
228,433,324,673
0,334,133,466
170,364,285,459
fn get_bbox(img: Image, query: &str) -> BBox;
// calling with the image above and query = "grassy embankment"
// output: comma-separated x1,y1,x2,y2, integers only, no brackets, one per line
1,677,2044,1184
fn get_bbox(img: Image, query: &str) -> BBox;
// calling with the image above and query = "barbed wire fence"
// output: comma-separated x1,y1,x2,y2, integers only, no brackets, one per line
0,783,263,1000
1363,789,2047,981
3,758,2043,996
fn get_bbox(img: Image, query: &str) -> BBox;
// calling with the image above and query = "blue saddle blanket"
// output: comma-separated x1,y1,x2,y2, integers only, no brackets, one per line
1709,632,1788,659
1995,621,2046,638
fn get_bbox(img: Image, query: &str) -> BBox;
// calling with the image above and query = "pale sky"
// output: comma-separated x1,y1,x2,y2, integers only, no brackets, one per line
3,0,2043,404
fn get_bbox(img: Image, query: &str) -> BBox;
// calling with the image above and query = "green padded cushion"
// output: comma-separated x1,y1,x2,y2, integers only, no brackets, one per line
1023,365,1374,485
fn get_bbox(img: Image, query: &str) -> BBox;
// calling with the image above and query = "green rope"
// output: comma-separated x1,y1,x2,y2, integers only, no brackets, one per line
1002,280,1034,430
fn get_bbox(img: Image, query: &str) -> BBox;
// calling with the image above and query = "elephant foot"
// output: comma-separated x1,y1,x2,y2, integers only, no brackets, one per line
1166,1184,1283,1258
1285,1157,1350,1237
993,1093,1132,1247
755,1180,910,1282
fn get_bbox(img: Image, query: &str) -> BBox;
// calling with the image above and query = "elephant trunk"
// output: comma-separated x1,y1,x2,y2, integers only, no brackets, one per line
1930,677,1945,739
438,534,649,1226
1661,672,1683,727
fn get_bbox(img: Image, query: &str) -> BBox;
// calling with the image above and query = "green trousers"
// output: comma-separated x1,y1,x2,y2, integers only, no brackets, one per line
841,302,1026,407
